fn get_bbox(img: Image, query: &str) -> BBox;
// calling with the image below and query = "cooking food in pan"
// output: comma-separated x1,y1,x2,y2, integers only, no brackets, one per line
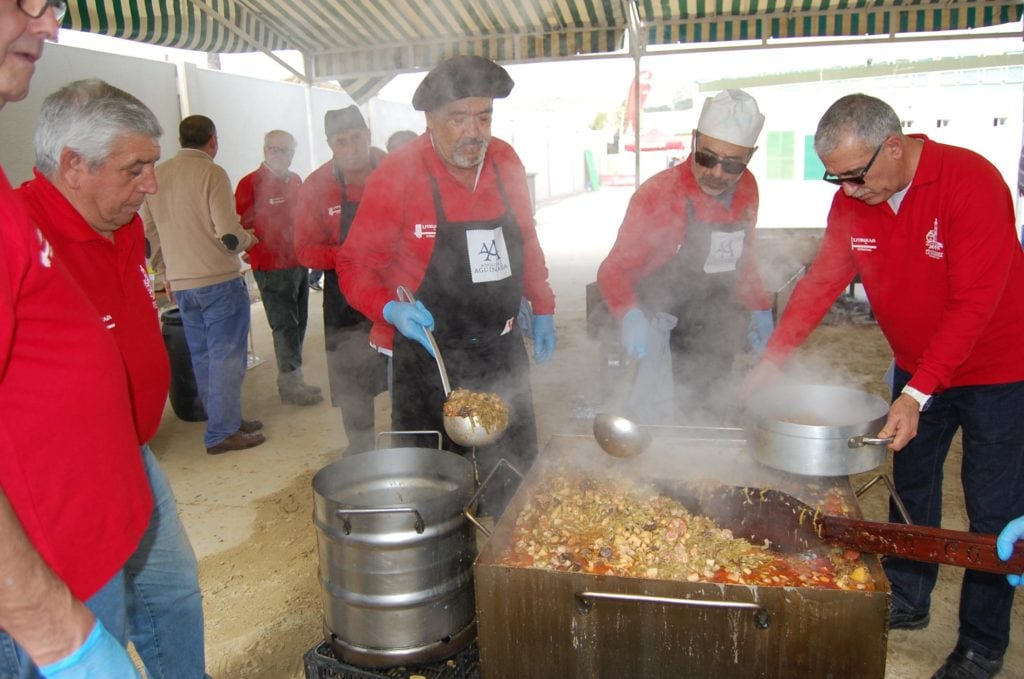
443,387,509,434
499,470,874,591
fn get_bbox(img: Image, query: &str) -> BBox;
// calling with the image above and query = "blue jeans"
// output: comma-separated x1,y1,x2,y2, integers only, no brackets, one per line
0,572,127,679
886,366,1024,659
125,445,208,679
175,278,251,447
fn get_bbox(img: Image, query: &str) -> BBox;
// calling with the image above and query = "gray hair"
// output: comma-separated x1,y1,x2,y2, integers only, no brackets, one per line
35,79,162,178
264,129,295,147
814,94,902,157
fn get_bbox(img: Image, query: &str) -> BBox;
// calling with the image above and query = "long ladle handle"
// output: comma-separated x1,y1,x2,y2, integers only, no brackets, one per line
396,286,451,396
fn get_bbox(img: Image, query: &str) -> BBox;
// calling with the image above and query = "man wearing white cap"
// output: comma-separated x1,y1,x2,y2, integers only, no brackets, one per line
597,89,773,420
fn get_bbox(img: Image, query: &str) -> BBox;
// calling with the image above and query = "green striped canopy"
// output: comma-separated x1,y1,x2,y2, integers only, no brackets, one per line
64,0,1022,100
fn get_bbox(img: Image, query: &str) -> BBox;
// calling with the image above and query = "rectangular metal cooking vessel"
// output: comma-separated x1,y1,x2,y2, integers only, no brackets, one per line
474,433,890,679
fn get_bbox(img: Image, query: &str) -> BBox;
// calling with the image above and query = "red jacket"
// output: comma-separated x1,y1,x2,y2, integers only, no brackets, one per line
766,136,1024,394
293,149,386,272
597,157,771,317
235,163,302,270
0,170,152,600
335,134,556,351
17,171,170,445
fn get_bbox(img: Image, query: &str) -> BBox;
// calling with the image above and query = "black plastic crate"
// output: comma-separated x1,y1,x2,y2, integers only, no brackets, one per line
303,640,480,679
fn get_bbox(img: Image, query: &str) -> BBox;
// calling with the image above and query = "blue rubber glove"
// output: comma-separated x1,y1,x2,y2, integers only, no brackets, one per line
532,314,556,363
383,300,435,358
39,620,140,678
620,307,648,359
747,309,774,355
997,515,1024,586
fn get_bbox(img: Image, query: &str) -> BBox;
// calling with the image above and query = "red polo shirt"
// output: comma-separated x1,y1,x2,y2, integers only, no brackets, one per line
17,170,170,444
235,163,302,271
0,169,152,601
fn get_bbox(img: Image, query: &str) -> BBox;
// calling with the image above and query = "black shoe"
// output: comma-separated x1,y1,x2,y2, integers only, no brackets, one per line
309,281,322,291
932,646,1003,679
206,430,266,455
888,605,930,630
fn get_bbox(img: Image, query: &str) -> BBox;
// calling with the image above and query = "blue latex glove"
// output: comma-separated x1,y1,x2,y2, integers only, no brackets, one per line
747,309,775,355
39,620,140,678
997,515,1024,586
383,300,436,358
620,307,648,359
532,314,556,363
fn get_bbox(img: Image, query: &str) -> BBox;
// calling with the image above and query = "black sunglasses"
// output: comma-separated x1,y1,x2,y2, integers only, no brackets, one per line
692,149,748,175
822,141,885,186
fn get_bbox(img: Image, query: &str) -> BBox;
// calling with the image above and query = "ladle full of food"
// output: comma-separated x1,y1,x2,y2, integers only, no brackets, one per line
396,286,510,449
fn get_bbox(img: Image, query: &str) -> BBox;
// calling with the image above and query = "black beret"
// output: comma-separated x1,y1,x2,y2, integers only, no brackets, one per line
324,105,367,137
412,56,514,112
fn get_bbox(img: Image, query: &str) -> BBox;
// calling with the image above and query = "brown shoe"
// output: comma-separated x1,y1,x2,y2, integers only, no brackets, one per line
207,430,266,455
239,419,263,433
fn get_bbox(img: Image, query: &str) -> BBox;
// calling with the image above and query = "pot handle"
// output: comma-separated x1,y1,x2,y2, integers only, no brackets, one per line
575,591,770,629
464,458,523,537
374,430,443,450
335,507,425,534
848,434,895,448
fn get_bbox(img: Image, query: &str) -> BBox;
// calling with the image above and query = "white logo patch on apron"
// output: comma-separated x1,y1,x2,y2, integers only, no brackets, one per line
704,230,744,274
466,227,512,283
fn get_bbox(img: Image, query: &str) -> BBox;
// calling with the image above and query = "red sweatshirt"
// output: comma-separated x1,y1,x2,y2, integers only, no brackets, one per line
597,157,771,317
293,149,386,272
766,136,1024,394
335,134,556,351
0,170,152,600
235,163,302,270
17,171,170,444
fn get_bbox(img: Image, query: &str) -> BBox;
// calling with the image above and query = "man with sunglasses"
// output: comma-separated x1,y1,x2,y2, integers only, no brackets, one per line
597,89,773,421
0,1,148,677
744,93,1024,679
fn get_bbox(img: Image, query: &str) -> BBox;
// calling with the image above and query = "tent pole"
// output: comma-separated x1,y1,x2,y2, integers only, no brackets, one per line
634,52,641,191
303,54,318,175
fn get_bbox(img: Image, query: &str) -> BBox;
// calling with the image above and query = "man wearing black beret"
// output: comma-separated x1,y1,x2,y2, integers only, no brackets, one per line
336,55,557,517
294,105,388,454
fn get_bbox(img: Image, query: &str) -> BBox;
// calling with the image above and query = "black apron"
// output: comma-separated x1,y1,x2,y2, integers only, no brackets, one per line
323,166,387,430
391,164,537,518
635,197,751,406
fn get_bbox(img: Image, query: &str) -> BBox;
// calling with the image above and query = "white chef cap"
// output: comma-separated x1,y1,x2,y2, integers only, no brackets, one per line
696,89,765,148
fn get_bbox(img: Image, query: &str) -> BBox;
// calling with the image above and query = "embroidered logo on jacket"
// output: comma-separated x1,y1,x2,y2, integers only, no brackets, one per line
925,218,944,260
327,205,342,217
35,228,53,267
414,223,437,239
268,197,286,205
851,236,877,252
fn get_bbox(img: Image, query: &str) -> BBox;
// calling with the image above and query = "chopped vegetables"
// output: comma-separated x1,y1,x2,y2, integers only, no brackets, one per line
443,388,509,433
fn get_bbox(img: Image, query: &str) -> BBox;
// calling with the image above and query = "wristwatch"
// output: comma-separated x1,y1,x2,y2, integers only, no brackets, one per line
901,385,932,412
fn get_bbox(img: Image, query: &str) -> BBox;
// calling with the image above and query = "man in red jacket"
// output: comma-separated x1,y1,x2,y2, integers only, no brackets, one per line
294,106,388,454
17,79,210,679
336,56,557,517
744,93,1024,679
236,130,322,406
0,3,150,676
597,89,773,422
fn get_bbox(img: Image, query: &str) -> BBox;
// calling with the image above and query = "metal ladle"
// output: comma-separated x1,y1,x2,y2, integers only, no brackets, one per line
592,357,651,458
395,286,508,448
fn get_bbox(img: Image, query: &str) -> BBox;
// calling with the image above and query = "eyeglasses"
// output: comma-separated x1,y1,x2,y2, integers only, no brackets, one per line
692,148,749,175
17,0,66,21
822,141,885,186
264,145,295,155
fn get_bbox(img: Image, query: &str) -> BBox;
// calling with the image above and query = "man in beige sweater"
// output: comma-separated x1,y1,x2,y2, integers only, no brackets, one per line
142,115,265,454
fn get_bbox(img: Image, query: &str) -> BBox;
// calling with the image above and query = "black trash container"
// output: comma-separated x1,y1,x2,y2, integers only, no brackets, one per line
161,307,207,422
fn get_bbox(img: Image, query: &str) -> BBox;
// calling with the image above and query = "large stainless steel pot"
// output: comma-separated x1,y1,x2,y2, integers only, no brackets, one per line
312,447,477,667
746,383,890,476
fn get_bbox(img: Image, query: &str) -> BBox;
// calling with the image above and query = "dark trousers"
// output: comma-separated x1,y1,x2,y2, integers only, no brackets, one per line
391,328,538,518
253,267,309,379
887,366,1024,659
325,324,387,451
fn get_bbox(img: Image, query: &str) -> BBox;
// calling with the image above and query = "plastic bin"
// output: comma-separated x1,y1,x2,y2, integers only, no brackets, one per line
160,307,207,422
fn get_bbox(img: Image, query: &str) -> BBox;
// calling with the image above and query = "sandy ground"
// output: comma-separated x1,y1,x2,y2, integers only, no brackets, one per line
148,187,1024,678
